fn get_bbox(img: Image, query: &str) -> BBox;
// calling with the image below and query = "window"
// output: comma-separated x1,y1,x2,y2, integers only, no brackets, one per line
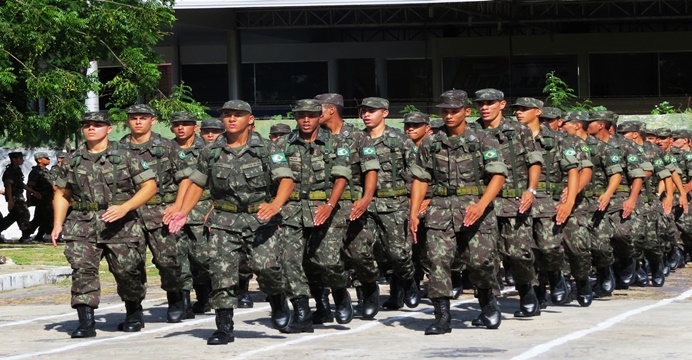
590,53,657,97
387,59,432,102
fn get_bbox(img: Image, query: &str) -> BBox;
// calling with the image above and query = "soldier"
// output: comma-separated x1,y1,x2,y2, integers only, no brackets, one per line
359,97,420,318
278,99,353,332
119,104,191,323
512,97,591,310
167,100,295,345
26,152,55,243
410,89,507,334
51,112,157,338
269,123,292,142
473,89,544,318
49,151,67,186
200,118,225,143
314,93,378,322
0,152,38,242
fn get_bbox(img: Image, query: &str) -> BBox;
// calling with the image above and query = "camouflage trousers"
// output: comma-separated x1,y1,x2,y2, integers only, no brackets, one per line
607,207,644,260
674,206,692,251
208,225,285,309
588,209,615,268
64,240,146,308
640,202,670,260
141,226,183,292
370,208,415,280
0,199,30,235
498,214,536,286
561,206,593,281
344,212,380,284
302,207,350,290
412,218,431,281
426,209,499,299
178,224,211,291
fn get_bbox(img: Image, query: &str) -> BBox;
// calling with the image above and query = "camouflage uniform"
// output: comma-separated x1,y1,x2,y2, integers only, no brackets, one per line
0,153,31,238
27,152,55,241
668,143,692,252
49,151,67,184
188,131,293,309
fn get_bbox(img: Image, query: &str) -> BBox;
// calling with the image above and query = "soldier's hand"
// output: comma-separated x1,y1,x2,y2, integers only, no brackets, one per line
102,204,132,223
32,191,42,200
621,198,636,219
350,197,371,221
464,203,485,227
597,194,611,211
167,212,188,233
555,202,574,225
561,188,568,203
7,199,14,211
684,183,692,193
257,203,281,220
314,204,334,226
680,193,689,214
51,226,62,248
519,191,534,214
419,199,431,215
163,204,181,225
662,196,674,215
409,216,419,244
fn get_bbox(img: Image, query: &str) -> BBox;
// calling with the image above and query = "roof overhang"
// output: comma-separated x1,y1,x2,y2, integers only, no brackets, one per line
173,0,490,9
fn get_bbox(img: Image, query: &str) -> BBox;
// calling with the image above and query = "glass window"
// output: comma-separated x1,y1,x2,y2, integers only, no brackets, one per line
181,64,229,104
659,52,692,96
590,53,657,97
253,62,328,104
386,59,432,102
337,59,376,114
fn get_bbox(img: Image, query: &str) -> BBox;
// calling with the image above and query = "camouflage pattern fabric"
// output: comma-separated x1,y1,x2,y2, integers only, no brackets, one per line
669,146,692,252
0,164,31,234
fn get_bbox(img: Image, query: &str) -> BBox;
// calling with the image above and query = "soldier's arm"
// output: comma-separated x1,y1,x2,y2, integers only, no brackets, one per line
315,177,347,227
670,171,689,213
409,179,428,243
5,182,14,209
556,168,579,225
465,174,505,227
51,186,72,247
258,178,294,221
351,170,376,221
599,174,622,211
102,179,157,223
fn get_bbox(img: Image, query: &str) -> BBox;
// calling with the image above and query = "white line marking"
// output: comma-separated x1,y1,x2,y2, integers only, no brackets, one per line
0,297,166,328
510,287,692,360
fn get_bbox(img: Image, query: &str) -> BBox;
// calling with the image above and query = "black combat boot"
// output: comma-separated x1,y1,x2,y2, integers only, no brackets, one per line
118,301,144,332
575,279,593,307
504,261,516,286
668,248,684,271
615,258,636,289
663,261,670,277
402,277,420,308
360,282,380,319
167,291,185,323
474,288,501,329
594,266,615,298
514,284,541,317
207,309,234,345
353,286,364,317
182,290,195,319
267,294,291,330
280,297,314,333
310,286,333,324
71,305,96,338
650,258,665,287
237,278,254,309
382,276,404,309
634,260,649,287
192,280,211,314
548,272,570,305
424,298,452,335
534,284,548,309
332,288,354,324
451,272,463,299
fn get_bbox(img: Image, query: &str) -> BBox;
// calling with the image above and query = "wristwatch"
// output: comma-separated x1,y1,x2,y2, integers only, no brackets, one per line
527,188,537,196
327,202,335,208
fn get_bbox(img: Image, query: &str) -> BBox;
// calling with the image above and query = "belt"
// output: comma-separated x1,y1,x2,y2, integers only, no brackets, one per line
536,182,562,191
615,184,631,193
72,200,126,211
585,184,631,198
146,193,177,205
288,190,363,201
498,189,520,198
375,188,408,198
434,185,485,197
212,200,262,213
200,190,211,201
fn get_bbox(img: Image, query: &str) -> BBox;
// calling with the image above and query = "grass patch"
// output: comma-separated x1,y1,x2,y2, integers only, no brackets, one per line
0,244,70,266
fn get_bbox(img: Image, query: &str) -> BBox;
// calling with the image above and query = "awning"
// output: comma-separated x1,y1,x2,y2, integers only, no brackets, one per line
174,0,489,9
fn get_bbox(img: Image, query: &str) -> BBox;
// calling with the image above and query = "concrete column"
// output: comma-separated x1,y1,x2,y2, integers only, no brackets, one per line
227,11,241,99
375,57,387,98
172,38,181,87
328,59,338,93
85,61,99,111
577,52,590,98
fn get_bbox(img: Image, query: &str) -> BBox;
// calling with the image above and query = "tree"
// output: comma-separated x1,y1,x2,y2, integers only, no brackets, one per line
0,0,177,147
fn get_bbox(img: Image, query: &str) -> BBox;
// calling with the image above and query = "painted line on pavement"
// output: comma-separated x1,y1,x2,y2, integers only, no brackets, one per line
510,287,692,360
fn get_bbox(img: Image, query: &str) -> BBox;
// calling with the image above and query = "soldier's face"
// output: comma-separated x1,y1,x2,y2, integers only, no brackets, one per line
38,157,50,166
586,121,602,135
645,135,657,144
127,113,156,136
12,156,24,165
221,110,254,135
82,121,112,142
171,121,198,141
672,137,688,148
294,111,321,134
404,123,430,143
440,107,471,129
360,107,388,130
514,106,542,124
200,128,224,143
656,136,672,150
539,117,561,131
319,104,334,125
622,131,639,141
475,100,505,122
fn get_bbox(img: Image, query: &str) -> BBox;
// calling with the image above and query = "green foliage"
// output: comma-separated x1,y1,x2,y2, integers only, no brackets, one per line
650,100,692,115
0,0,176,146
399,105,421,115
543,71,606,112
148,82,209,122
270,114,284,120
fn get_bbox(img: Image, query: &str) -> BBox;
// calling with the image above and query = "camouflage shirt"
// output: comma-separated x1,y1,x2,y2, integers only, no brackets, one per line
669,146,692,183
27,165,54,204
329,121,380,193
605,134,646,190
584,134,624,191
369,126,416,213
173,135,212,225
2,164,25,201
55,142,155,243
189,131,294,234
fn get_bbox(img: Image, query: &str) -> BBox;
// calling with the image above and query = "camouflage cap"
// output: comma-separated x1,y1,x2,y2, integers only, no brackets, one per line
357,97,389,110
616,121,643,133
402,112,430,125
435,90,468,108
56,151,68,158
562,110,591,122
510,97,544,109
200,118,225,130
8,151,23,158
654,127,673,138
540,107,562,119
33,152,50,160
170,111,198,123
81,111,112,125
430,119,445,129
125,104,155,116
473,88,504,102
270,123,292,135
314,93,344,107
291,99,323,113
673,129,692,139
589,110,616,122
218,100,252,113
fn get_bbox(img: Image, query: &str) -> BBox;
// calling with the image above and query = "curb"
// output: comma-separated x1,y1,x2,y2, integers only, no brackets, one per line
0,267,72,292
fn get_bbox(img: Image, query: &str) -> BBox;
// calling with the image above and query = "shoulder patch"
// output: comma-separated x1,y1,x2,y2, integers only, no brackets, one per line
362,147,376,156
664,154,671,163
580,145,590,152
654,158,664,166
141,160,150,170
178,150,187,159
686,154,692,161
627,154,639,163
563,148,577,157
337,148,350,156
483,149,498,160
610,154,621,163
637,146,644,153
342,130,350,137
671,157,678,163
271,153,287,163
412,146,418,154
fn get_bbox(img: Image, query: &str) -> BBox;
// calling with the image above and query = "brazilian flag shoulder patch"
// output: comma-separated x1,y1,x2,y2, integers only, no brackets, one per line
686,154,692,161
337,147,350,156
271,153,287,163
580,145,590,152
610,154,621,163
178,150,187,159
141,160,150,170
627,154,639,163
637,146,645,153
671,156,678,163
664,154,671,162
483,149,498,160
563,148,577,157
362,146,376,156
654,158,664,166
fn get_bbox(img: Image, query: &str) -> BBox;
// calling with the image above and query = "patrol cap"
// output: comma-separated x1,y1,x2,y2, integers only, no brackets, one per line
33,152,49,160
540,107,562,119
616,121,643,133
270,123,292,135
218,100,252,114
81,111,112,125
473,88,504,102
430,119,445,129
170,111,198,124
654,128,673,138
200,118,224,130
510,97,544,110
56,151,68,158
589,110,616,122
291,99,323,113
435,90,468,108
402,112,430,125
673,129,692,139
562,110,591,122
314,93,344,107
8,151,23,159
125,104,155,116
357,97,389,110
